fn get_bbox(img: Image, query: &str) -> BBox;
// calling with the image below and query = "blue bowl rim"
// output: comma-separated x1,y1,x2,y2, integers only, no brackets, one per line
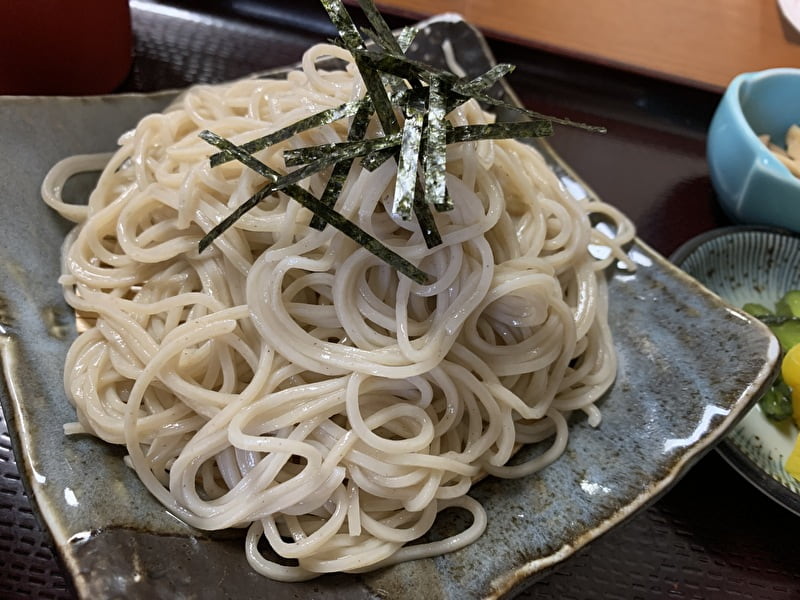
669,224,800,267
718,67,800,185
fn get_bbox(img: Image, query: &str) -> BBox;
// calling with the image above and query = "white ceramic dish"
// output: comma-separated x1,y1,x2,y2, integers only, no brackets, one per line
671,225,800,515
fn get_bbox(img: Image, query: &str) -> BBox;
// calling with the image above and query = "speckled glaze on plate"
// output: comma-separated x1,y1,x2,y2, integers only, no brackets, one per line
0,16,780,600
671,226,800,516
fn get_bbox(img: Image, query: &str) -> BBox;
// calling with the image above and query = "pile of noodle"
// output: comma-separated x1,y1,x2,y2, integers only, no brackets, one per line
41,42,634,581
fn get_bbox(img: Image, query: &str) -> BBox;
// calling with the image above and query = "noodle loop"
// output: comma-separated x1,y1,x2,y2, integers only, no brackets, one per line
44,43,634,580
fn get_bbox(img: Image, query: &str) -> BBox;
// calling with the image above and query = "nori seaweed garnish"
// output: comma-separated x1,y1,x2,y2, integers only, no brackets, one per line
424,77,449,210
309,97,374,230
199,131,430,284
396,26,418,53
282,120,554,165
357,0,403,53
321,0,399,136
197,0,604,279
207,99,367,168
282,133,401,168
393,100,425,219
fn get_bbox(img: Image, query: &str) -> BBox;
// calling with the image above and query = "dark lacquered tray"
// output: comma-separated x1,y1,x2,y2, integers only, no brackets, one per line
1,1,799,598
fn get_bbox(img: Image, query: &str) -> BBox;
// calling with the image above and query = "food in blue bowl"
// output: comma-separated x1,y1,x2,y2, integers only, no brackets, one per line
707,68,800,231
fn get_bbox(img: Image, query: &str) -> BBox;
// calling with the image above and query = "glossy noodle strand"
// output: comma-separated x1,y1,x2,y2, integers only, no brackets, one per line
42,43,634,581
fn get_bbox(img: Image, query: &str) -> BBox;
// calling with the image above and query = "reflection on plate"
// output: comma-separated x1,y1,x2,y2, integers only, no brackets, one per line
671,226,800,516
0,16,780,600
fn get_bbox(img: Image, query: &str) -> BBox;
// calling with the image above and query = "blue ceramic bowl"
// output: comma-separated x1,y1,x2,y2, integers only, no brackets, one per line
707,68,800,231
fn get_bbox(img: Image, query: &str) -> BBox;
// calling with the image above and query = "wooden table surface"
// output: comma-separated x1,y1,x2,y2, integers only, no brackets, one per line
374,0,800,91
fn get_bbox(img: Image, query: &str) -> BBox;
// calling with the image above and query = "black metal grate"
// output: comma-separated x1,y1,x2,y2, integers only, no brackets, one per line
0,422,71,598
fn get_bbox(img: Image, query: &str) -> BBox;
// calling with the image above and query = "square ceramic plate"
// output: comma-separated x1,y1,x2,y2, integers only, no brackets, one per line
0,15,779,600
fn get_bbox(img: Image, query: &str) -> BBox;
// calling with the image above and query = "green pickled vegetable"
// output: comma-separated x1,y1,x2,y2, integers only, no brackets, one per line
759,380,794,421
742,302,773,317
748,289,800,422
744,291,800,351
770,320,800,352
776,290,800,318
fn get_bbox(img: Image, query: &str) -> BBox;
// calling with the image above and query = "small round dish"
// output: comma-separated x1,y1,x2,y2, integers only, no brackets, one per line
671,225,800,515
707,68,800,231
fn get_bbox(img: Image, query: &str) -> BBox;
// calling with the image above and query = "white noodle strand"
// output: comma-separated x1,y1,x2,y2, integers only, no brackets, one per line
45,43,634,580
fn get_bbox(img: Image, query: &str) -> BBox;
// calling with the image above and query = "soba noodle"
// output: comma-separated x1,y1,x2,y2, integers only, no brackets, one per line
41,42,634,581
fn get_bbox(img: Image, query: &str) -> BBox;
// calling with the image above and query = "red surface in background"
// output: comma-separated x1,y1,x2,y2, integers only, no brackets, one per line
0,0,132,95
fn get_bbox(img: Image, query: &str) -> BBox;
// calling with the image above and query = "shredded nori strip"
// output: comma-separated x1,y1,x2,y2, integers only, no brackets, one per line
320,0,363,49
321,0,399,136
392,86,427,107
310,99,374,230
359,26,386,49
216,130,405,214
451,84,605,132
459,63,516,95
356,26,408,95
198,0,606,281
355,61,398,135
396,26,418,53
393,102,425,218
448,120,554,143
413,179,443,248
424,77,449,210
353,48,440,84
199,131,430,284
358,0,402,53
284,120,553,165
441,67,517,114
308,160,352,231
362,147,398,172
283,132,402,166
354,48,604,133
208,99,366,167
